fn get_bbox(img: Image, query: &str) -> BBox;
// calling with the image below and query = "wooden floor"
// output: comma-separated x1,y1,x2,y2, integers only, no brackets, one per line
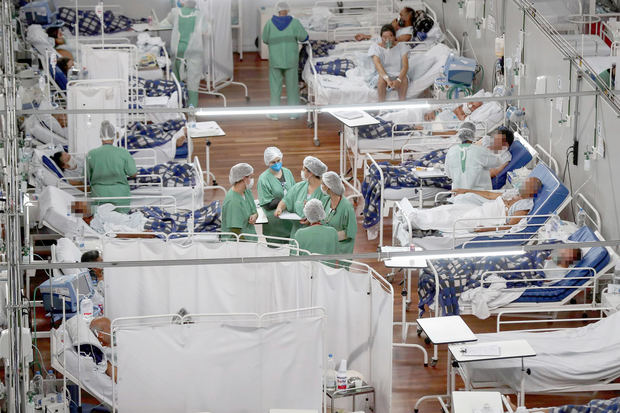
192,53,617,412
31,52,616,412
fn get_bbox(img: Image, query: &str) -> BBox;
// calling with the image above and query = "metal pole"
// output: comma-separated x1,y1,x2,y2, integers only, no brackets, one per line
1,1,25,411
572,74,582,165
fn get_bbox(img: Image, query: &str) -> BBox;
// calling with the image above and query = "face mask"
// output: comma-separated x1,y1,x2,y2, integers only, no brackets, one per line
67,158,78,170
270,161,282,172
398,18,406,27
246,178,254,189
385,40,393,49
301,170,308,181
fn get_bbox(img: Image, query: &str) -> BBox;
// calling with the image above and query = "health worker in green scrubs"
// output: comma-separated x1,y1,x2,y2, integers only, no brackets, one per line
262,1,308,119
86,121,137,214
221,163,258,240
294,199,338,256
161,0,206,107
275,156,328,238
257,146,296,243
321,171,358,255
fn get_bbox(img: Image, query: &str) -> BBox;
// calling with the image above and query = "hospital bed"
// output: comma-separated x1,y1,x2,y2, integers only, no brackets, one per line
423,225,615,318
302,34,459,144
392,161,570,250
343,92,505,199
456,308,620,401
367,132,536,245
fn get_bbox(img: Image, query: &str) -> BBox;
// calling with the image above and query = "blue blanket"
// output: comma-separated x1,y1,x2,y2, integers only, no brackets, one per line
551,398,620,413
299,40,337,72
57,7,146,35
357,117,416,140
361,149,451,229
125,119,186,150
314,58,356,76
417,249,552,316
130,162,196,188
140,202,221,234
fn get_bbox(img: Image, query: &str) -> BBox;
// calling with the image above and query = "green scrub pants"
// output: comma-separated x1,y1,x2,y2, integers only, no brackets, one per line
269,67,299,106
174,11,199,108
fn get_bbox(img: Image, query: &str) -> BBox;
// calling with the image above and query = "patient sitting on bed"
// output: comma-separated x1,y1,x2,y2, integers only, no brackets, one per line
406,177,542,233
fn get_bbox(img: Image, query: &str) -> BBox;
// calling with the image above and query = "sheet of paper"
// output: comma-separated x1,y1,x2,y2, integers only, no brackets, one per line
279,211,302,220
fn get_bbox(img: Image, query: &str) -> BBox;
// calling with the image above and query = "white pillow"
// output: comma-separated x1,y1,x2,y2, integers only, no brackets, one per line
55,238,83,263
38,186,76,222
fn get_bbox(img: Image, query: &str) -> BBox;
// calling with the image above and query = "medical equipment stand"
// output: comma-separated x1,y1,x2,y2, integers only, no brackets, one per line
450,339,536,407
330,111,379,201
414,316,477,413
384,250,430,366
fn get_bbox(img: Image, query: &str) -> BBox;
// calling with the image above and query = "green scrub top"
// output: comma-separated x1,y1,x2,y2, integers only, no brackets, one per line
262,18,308,69
257,167,296,242
294,224,338,256
221,188,258,239
86,144,137,213
324,197,358,255
283,180,329,238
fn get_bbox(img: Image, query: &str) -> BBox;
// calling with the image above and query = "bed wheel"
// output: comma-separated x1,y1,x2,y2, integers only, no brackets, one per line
582,312,588,318
414,409,419,413
424,337,431,345
307,120,314,128
212,179,218,186
417,327,423,337
430,358,438,367
313,138,320,146
423,362,428,367
245,96,250,102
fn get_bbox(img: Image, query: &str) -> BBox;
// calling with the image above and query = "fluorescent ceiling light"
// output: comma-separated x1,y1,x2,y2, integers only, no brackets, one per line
321,102,430,113
387,249,525,261
196,107,307,116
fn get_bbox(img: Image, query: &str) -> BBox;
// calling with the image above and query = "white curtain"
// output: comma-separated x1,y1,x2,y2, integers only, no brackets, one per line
67,82,124,153
200,0,234,84
115,311,324,412
103,238,393,412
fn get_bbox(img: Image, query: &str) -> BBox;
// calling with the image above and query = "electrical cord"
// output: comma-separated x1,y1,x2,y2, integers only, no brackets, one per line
562,146,576,221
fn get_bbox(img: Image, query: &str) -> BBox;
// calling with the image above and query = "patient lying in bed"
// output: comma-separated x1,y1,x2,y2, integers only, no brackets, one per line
73,201,221,235
406,177,542,233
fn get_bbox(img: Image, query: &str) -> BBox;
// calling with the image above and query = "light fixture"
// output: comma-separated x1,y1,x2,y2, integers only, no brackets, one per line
196,107,307,116
385,248,525,262
321,102,431,113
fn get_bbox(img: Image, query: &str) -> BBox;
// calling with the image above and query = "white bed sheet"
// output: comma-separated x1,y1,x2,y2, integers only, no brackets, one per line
460,311,620,392
304,43,453,105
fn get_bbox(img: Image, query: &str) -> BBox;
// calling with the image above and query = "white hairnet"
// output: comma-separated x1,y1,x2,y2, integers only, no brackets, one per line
456,128,475,143
264,146,283,166
303,156,327,177
322,171,344,196
304,198,326,223
229,163,254,185
275,1,290,11
100,120,116,140
459,121,476,133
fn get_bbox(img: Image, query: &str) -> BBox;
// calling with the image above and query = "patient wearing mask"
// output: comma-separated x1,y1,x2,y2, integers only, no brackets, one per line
355,7,415,42
51,151,84,178
368,24,410,101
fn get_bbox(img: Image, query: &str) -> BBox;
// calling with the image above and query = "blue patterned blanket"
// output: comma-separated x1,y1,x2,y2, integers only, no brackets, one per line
314,58,356,76
361,148,451,229
125,119,186,150
418,249,552,316
129,162,196,188
57,7,146,35
140,202,221,234
551,398,620,413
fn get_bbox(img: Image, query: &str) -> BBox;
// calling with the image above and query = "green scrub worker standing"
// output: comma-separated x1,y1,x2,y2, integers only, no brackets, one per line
87,121,137,214
321,171,357,255
294,199,338,255
262,1,308,118
275,156,329,238
222,163,258,240
257,146,296,243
